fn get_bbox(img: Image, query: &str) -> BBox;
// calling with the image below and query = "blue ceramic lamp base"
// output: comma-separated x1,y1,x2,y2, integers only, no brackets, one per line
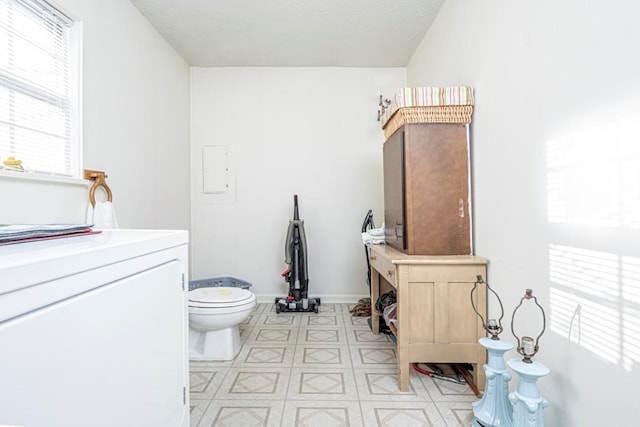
471,337,514,427
507,358,550,427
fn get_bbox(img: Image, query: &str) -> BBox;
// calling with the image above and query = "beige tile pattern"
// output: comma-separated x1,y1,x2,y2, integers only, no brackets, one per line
191,303,478,426
199,399,285,427
250,328,295,343
292,345,352,369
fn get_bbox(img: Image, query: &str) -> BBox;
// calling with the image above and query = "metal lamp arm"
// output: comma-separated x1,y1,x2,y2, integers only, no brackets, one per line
511,289,546,362
470,275,505,339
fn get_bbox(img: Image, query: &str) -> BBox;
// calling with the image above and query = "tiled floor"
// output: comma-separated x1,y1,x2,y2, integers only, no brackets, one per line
189,303,477,426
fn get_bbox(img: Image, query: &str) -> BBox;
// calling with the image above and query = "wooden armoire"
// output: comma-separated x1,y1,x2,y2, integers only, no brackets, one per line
383,123,472,255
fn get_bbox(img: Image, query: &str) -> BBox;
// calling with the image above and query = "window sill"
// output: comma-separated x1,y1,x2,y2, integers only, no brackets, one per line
0,169,90,187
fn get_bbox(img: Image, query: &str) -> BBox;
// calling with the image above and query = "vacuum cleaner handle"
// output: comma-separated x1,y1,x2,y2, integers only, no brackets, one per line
284,220,295,265
296,220,308,283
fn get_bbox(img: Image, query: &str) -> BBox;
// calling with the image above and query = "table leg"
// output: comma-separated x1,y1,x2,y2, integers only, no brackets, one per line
370,270,380,335
398,361,410,392
396,265,409,392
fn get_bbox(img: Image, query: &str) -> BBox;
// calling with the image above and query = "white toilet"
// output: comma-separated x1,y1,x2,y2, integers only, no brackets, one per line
188,286,257,360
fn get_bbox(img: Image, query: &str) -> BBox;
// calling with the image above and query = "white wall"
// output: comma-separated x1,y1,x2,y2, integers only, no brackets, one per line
0,0,190,231
191,67,405,301
408,1,640,425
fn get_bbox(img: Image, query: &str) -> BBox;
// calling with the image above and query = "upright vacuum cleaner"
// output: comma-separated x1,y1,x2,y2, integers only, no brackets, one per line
275,195,320,313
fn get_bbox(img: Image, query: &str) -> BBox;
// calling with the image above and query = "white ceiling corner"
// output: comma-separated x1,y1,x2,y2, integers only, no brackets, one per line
128,0,445,67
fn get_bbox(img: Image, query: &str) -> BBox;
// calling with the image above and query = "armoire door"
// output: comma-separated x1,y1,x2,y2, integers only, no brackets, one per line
405,123,471,255
383,123,472,255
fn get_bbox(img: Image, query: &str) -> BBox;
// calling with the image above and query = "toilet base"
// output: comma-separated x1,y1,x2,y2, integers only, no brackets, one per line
189,325,242,361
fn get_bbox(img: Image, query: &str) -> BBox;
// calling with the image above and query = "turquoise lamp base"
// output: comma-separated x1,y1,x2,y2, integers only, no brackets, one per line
507,358,550,427
471,337,514,427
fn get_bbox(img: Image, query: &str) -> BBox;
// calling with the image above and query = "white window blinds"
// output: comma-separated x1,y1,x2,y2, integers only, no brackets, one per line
0,0,78,177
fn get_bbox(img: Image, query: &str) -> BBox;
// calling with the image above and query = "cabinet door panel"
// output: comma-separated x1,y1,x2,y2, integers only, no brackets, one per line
440,280,479,343
404,124,471,255
406,280,435,343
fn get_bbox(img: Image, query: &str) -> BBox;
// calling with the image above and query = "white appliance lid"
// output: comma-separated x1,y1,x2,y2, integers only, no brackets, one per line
189,287,253,304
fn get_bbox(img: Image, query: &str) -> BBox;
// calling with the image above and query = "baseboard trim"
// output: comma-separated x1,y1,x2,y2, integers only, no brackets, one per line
255,294,369,304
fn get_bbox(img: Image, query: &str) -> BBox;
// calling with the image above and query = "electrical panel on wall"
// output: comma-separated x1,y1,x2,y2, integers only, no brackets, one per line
200,145,236,203
203,145,228,194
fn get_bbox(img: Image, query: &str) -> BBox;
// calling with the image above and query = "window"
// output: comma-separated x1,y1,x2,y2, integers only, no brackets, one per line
0,0,79,177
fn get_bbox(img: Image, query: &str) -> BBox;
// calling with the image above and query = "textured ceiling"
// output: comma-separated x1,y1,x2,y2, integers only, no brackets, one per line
129,0,445,67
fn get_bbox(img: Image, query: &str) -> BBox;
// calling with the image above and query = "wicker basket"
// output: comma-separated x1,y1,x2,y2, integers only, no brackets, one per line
382,105,473,139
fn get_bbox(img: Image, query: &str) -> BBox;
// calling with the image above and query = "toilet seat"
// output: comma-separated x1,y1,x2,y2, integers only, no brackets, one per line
189,287,256,309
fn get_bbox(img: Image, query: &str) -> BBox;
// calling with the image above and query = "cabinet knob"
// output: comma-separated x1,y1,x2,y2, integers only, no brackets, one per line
387,270,394,277
370,255,377,261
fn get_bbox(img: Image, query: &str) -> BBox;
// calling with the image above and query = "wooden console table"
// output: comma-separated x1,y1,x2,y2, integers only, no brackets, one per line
368,244,488,392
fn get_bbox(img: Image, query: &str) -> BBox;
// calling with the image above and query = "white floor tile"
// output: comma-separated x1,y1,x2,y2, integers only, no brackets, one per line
419,373,477,403
434,401,476,426
245,326,298,344
187,303,477,426
281,400,364,427
198,399,285,427
189,366,229,399
287,367,359,402
304,314,342,327
292,344,352,369
189,398,212,427
348,345,398,369
215,367,291,401
344,315,372,329
346,328,394,345
232,343,296,368
353,367,432,402
297,327,348,344
255,313,304,328
359,401,446,427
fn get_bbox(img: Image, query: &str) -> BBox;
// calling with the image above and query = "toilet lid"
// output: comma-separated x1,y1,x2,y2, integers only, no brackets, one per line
189,287,255,308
